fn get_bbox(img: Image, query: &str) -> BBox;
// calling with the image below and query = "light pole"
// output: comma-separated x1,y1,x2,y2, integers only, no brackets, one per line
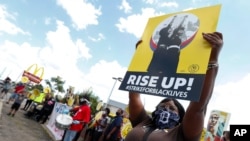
105,77,123,108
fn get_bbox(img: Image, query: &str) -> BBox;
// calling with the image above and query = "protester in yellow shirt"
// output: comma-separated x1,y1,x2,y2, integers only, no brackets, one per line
22,89,38,111
67,93,75,107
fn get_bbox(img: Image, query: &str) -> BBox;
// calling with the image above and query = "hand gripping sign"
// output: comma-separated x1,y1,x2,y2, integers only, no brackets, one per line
22,64,44,84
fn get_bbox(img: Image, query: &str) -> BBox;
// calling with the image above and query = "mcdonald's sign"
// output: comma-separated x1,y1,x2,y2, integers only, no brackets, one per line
22,64,44,83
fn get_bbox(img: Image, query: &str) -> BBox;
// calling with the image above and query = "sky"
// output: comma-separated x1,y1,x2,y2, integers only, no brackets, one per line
0,0,250,128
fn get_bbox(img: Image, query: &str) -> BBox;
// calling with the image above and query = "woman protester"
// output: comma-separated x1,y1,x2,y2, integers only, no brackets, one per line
125,32,223,141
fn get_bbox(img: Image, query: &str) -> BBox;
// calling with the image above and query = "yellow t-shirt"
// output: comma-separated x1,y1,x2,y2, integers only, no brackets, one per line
67,96,75,107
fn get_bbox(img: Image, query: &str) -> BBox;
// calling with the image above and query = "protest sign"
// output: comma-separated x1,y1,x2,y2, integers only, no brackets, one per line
119,5,221,101
46,102,71,140
205,110,231,141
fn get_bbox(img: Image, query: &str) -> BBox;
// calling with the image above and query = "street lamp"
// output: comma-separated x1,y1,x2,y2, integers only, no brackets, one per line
105,77,123,108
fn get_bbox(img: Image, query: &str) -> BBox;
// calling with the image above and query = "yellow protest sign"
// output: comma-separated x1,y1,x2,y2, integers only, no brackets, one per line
200,128,207,141
119,5,221,101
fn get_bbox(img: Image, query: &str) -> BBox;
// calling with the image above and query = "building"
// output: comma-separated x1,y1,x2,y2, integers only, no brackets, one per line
106,99,128,117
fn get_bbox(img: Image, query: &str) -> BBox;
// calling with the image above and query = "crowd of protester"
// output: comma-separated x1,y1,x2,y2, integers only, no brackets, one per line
0,71,231,141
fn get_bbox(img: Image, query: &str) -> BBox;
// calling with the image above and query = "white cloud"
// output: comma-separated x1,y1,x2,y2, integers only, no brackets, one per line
75,39,92,60
45,20,92,61
0,19,93,91
143,0,179,8
0,5,114,96
88,33,105,42
204,73,250,126
143,0,158,4
118,0,132,14
0,5,29,35
56,0,102,30
116,8,163,38
160,2,179,8
84,60,127,101
0,41,40,66
0,20,127,103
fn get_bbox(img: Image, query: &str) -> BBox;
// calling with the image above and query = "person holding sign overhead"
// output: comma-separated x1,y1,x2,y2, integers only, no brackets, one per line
125,32,223,141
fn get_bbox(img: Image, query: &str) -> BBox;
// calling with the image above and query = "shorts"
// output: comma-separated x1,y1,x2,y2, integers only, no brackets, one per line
11,103,21,111
1,89,9,94
10,93,18,99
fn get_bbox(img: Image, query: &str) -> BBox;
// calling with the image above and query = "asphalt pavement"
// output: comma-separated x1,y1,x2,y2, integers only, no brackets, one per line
0,98,54,141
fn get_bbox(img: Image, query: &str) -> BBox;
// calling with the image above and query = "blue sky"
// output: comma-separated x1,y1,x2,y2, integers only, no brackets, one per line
0,0,250,127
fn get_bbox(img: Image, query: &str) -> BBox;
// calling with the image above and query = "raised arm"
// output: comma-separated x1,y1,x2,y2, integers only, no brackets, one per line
182,32,223,140
128,92,145,125
129,40,148,126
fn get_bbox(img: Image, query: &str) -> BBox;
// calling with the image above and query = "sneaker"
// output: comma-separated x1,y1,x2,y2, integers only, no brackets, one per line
11,114,15,117
7,113,11,116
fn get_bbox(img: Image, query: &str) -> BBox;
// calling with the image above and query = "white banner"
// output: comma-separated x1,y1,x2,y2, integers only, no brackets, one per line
46,102,71,141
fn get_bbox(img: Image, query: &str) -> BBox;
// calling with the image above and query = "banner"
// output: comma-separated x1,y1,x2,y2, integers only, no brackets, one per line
22,64,44,83
46,102,71,141
119,5,221,101
204,110,231,141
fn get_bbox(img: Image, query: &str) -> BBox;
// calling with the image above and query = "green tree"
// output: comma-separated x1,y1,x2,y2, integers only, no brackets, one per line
78,87,100,115
45,76,65,94
44,79,53,93
51,76,65,93
32,84,44,92
25,83,44,94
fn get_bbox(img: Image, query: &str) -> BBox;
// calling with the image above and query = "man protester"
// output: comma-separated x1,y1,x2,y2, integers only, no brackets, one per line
103,108,123,141
63,95,91,141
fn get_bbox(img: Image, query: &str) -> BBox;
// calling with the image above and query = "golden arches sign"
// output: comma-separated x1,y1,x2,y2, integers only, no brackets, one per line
22,64,44,83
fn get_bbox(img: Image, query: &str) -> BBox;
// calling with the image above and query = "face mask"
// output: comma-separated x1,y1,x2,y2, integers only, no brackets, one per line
153,108,180,129
102,114,106,118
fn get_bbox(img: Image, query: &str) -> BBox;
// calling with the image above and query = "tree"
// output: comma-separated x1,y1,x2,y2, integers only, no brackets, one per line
78,87,100,115
51,76,65,93
45,79,53,93
32,84,44,92
45,76,65,94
